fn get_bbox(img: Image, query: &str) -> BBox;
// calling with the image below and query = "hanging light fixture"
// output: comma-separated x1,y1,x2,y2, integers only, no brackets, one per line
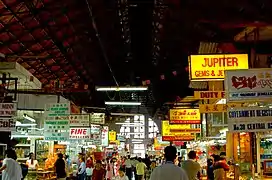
105,101,141,106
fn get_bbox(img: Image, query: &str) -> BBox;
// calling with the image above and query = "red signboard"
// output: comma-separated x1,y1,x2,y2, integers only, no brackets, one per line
162,135,195,141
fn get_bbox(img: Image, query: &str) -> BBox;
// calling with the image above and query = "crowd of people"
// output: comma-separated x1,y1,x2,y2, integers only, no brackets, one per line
0,146,229,180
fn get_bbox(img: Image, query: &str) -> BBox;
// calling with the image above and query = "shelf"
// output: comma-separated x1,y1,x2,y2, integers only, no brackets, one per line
16,144,31,147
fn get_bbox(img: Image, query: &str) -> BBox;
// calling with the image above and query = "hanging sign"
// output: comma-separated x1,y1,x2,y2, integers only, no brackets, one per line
90,113,105,124
228,121,272,133
91,124,101,134
199,104,243,113
189,54,248,80
44,103,70,141
162,121,197,141
109,131,117,141
0,103,17,116
227,107,272,122
225,68,272,101
0,118,16,131
101,126,109,147
194,91,225,99
69,114,90,127
44,103,70,117
69,128,91,139
169,109,201,124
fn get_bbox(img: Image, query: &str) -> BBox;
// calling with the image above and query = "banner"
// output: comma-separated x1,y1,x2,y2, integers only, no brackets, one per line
169,109,201,124
227,107,272,122
90,113,105,124
228,121,272,133
44,103,70,141
109,131,116,141
69,128,91,139
189,54,248,80
69,114,90,127
0,103,17,116
225,68,272,101
199,104,242,113
194,91,225,99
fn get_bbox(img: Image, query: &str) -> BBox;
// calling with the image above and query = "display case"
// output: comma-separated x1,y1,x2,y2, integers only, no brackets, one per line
14,138,32,161
35,140,49,165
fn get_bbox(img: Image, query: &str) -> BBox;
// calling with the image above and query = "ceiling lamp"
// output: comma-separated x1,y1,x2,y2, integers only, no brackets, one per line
96,86,147,91
105,101,141,106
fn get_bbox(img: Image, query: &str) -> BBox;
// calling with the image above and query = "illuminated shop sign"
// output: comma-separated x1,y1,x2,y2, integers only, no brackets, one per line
169,109,201,124
194,91,225,99
229,121,272,133
225,68,272,101
189,54,248,80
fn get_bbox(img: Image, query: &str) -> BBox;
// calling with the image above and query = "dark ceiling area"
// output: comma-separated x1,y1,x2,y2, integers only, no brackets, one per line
1,0,272,113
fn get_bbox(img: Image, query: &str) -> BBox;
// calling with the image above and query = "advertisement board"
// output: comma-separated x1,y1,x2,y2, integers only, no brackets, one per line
91,124,101,134
194,91,225,99
69,128,91,139
44,103,70,117
69,114,90,127
225,68,272,101
90,113,105,124
189,54,248,80
199,104,242,113
169,109,201,124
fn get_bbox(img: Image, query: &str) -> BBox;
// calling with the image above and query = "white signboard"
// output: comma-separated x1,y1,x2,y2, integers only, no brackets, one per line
70,115,90,127
0,103,17,116
44,132,69,141
44,120,70,130
91,124,101,134
227,107,272,122
0,118,16,131
69,128,91,139
90,113,105,124
228,121,272,133
44,103,70,117
225,68,272,101
101,126,109,147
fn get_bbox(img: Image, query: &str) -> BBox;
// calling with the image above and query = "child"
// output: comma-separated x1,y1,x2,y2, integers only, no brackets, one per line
114,168,128,180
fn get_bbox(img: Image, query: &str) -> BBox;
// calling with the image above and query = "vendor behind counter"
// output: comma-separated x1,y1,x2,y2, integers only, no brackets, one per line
26,153,39,170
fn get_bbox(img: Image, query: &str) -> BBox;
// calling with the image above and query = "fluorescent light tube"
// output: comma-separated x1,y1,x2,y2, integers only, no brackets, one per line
16,121,37,127
105,101,141,106
96,86,148,91
115,122,143,125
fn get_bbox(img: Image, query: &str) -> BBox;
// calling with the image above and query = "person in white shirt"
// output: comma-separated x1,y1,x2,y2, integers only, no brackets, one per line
26,152,39,170
0,149,23,180
150,146,189,180
124,155,132,180
115,168,129,180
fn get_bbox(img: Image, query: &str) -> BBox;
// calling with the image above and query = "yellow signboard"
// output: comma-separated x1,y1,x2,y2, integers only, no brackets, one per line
194,91,225,99
162,121,197,141
169,109,201,124
109,131,116,141
189,54,248,80
199,104,243,113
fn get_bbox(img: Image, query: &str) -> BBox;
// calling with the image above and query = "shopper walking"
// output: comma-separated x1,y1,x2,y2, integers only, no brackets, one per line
0,149,23,180
135,158,146,180
182,151,201,180
150,146,188,180
106,159,114,180
92,160,106,180
78,157,86,180
124,155,132,180
54,153,66,180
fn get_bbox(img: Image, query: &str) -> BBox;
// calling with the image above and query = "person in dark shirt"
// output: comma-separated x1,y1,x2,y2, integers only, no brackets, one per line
207,158,214,180
54,153,66,180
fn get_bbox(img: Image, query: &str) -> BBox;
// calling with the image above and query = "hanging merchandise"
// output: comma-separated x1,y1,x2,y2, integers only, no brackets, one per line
44,103,70,141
